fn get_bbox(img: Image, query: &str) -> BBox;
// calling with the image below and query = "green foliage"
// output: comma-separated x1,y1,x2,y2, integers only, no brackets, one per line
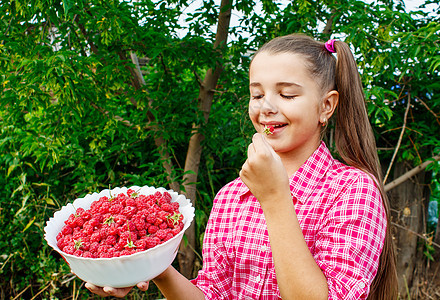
1,0,439,298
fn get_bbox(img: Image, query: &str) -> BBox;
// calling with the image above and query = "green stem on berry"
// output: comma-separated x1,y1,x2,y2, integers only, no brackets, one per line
74,239,83,250
104,216,115,225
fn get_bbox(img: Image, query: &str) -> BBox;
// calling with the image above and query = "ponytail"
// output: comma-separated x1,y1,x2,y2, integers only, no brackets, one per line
254,34,398,299
333,40,398,300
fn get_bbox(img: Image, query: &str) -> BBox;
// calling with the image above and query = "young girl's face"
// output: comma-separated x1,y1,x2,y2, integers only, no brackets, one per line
249,51,325,156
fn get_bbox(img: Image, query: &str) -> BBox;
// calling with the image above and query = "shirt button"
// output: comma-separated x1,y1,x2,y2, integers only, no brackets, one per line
255,274,261,283
358,282,366,289
261,245,268,252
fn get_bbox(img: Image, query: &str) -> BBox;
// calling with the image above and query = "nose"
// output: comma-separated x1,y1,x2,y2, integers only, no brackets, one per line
259,94,278,115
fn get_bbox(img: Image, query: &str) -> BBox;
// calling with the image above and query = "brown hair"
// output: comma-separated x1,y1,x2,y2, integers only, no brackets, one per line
253,34,398,299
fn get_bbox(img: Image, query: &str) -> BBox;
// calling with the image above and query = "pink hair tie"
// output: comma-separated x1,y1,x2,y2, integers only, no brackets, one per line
324,39,336,53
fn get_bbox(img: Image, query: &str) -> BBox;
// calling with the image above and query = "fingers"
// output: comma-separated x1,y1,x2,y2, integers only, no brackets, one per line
85,282,109,297
251,133,274,154
85,282,135,298
137,281,150,291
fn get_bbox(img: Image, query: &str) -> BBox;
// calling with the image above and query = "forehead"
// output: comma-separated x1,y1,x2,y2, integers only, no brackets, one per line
249,52,313,85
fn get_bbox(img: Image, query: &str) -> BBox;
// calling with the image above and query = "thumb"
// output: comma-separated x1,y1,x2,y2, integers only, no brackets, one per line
137,281,149,291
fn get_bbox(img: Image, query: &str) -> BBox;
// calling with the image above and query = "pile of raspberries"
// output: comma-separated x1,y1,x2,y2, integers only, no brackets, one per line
56,189,184,258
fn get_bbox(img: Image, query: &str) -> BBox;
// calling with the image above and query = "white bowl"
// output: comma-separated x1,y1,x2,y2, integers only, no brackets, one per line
44,186,194,288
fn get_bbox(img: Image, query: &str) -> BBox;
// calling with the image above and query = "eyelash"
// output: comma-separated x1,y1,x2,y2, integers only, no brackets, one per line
251,94,297,100
280,94,296,100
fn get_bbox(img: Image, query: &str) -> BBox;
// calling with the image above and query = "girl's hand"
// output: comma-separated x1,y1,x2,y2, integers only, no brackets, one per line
239,133,290,208
85,281,149,298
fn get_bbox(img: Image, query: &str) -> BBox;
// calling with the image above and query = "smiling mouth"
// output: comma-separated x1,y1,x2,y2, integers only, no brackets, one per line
263,124,287,129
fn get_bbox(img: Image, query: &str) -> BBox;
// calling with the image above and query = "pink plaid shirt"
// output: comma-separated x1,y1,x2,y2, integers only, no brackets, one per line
192,142,386,299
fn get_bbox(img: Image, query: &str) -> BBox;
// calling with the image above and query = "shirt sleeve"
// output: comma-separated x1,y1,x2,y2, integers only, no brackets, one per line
191,186,233,300
313,172,387,299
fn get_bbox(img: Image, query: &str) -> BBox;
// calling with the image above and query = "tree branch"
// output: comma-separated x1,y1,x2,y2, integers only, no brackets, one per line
383,93,411,184
322,8,336,36
74,14,99,55
89,100,142,130
128,51,180,192
416,96,440,126
384,154,440,192
392,221,440,250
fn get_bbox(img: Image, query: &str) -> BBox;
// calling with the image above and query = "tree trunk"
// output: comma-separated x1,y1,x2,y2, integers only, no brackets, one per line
389,161,429,298
178,0,232,279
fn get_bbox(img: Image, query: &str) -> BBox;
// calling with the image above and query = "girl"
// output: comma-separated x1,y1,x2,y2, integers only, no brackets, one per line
86,33,398,299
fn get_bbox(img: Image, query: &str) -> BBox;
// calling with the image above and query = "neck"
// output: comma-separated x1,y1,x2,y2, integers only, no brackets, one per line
278,141,321,177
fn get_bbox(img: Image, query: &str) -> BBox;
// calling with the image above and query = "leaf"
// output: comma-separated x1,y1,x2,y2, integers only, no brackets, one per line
22,217,36,233
62,0,73,16
7,164,17,177
43,197,56,206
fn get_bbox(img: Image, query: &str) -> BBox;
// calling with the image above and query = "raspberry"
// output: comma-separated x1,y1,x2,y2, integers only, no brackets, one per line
61,225,73,235
134,218,146,231
90,232,102,243
73,230,83,240
76,207,86,215
145,236,160,249
156,229,167,241
89,242,99,253
148,225,159,234
63,245,75,255
105,235,117,246
135,239,147,250
138,229,147,237
164,232,175,242
109,203,123,214
171,202,180,211
263,125,274,135
120,249,133,256
81,210,92,221
99,252,112,258
125,197,136,207
153,191,162,200
100,201,111,214
114,241,125,252
83,224,94,236
56,189,185,259
136,197,149,211
81,241,91,251
57,237,66,249
108,224,119,236
99,227,109,239
160,203,173,212
146,212,156,224
97,244,110,254
83,251,93,258
65,214,76,227
122,206,137,219
114,214,127,226
163,192,172,202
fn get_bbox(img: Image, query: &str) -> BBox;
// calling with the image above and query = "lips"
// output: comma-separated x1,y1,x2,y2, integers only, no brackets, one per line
262,122,287,129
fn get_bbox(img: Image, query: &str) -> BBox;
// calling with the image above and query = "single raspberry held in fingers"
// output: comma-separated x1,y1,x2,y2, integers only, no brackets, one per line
263,125,274,135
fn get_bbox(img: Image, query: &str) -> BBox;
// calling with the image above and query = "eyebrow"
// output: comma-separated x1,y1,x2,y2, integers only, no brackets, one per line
249,82,303,88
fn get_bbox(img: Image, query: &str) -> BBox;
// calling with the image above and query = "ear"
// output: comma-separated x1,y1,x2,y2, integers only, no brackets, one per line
320,90,339,124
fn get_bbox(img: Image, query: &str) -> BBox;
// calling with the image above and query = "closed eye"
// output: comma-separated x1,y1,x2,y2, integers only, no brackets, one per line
280,94,296,100
251,95,264,100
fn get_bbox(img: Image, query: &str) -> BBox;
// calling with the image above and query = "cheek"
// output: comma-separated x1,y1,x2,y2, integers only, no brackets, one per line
248,102,259,120
248,103,260,130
